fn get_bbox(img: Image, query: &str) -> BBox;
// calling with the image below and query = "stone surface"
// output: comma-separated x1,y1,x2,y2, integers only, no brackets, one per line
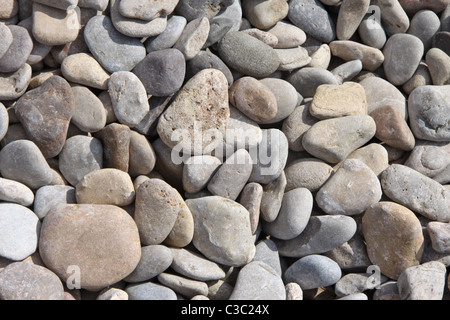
173,17,210,60
61,53,110,90
119,0,178,21
186,196,256,267
372,0,410,35
267,21,306,49
145,15,187,53
336,0,370,40
39,204,141,291
71,85,106,133
329,40,385,72
157,272,209,298
76,168,135,206
185,50,233,87
239,182,263,234
0,25,33,73
94,123,131,172
0,262,64,300
276,215,357,258
0,63,31,101
175,0,234,21
285,158,333,192
124,245,173,283
260,170,286,223
128,130,156,177
0,21,13,59
275,46,311,71
427,222,450,254
170,248,226,281
335,272,388,298
258,78,298,124
381,164,450,222
399,0,450,15
362,201,424,280
358,14,387,49
182,155,221,194
126,282,177,300
287,67,340,98
0,203,40,261
242,0,288,30
0,177,34,207
282,101,318,152
34,185,76,219
407,10,441,52
426,48,450,86
302,115,376,164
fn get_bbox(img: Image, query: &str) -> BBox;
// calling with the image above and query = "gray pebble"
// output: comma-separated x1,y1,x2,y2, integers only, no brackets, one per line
433,32,450,56
124,245,173,283
331,60,363,84
170,248,226,281
126,282,177,300
336,293,368,300
203,16,234,48
71,85,107,133
371,0,410,35
78,0,109,11
84,15,146,73
285,158,333,193
128,130,156,177
0,25,32,73
282,101,318,152
0,21,13,59
0,63,31,100
239,182,263,234
157,273,208,299
32,0,77,10
0,203,40,261
0,177,34,207
407,9,441,52
229,261,286,300
182,155,221,194
358,14,387,49
173,17,210,61
218,31,280,78
186,50,233,86
260,170,286,223
175,0,234,21
276,215,357,258
118,0,178,21
252,239,282,277
335,272,388,298
33,185,76,219
145,15,187,53
58,135,103,187
427,222,450,254
288,0,336,43
284,254,342,290
263,188,313,241
336,0,370,40
287,67,339,98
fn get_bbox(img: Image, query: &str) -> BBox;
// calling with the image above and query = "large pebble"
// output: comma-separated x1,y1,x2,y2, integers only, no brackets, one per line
380,164,450,222
262,188,313,240
287,67,339,98
108,71,149,127
39,204,141,291
331,59,363,84
76,168,135,206
229,261,286,300
157,69,229,155
170,248,226,281
316,159,382,215
84,15,146,73
258,78,298,124
58,135,103,187
0,140,53,189
218,31,280,78
362,201,424,280
284,255,342,290
288,0,335,43
397,261,447,300
383,34,424,86
0,25,32,73
134,178,185,245
285,158,333,192
310,82,367,119
260,171,286,223
336,0,370,40
239,182,263,234
124,245,173,283
186,196,256,267
408,85,450,142
282,101,318,152
0,203,40,261
0,262,64,300
407,9,441,52
276,215,357,258
372,0,410,35
34,185,76,219
302,115,376,164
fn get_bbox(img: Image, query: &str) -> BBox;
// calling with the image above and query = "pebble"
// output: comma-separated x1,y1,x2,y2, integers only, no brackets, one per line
203,16,234,49
0,0,19,19
229,76,278,123
285,282,303,300
76,168,135,206
252,239,282,277
381,164,450,222
243,0,288,29
276,215,357,258
0,177,34,207
239,182,263,234
302,115,376,164
287,67,340,98
39,204,141,291
275,46,311,72
372,0,410,35
399,0,450,15
126,282,177,300
397,261,447,300
173,17,210,60
164,197,194,248
31,2,80,46
426,48,450,85
58,135,103,187
218,31,280,78
335,272,388,298
407,10,441,52
357,14,387,49
285,158,333,193
186,196,256,267
402,61,432,95
310,82,367,119
0,21,13,59
32,0,77,10
0,140,54,189
0,63,31,101
119,0,178,21
383,34,424,86
133,48,186,97
128,130,156,177
97,288,128,300
288,0,335,43
427,222,450,254
258,78,298,124
329,40,385,72
157,273,209,299
337,143,389,177
61,53,111,90
157,69,229,155
0,203,40,261
175,0,234,21
241,28,278,48
373,281,401,300
33,185,76,219
362,201,424,280
182,155,221,194
263,188,313,240
284,254,342,290
78,0,109,11
71,85,107,133
336,0,370,40
259,170,286,223
282,101,318,152
229,261,286,300
267,21,306,49
324,233,372,271
124,245,173,283
433,32,450,56
0,25,32,73
170,248,226,281
185,50,233,87
134,178,184,245
145,15,187,53
0,262,64,300
84,15,146,73
94,123,130,171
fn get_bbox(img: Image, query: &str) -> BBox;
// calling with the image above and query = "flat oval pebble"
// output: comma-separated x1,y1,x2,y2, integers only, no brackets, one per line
61,53,110,90
262,188,313,240
39,204,141,291
362,201,424,280
0,177,34,207
170,248,226,281
133,48,186,97
285,158,333,192
124,245,173,283
76,168,135,206
186,196,256,267
287,67,339,98
381,164,450,222
284,254,342,290
0,203,40,261
336,0,370,40
84,15,146,73
145,15,187,53
329,40,385,72
126,282,177,300
157,272,208,298
268,21,306,49
288,0,336,43
242,0,288,30
0,262,64,300
229,261,286,300
218,31,280,78
407,9,441,52
173,17,210,61
0,25,32,73
358,14,387,49
302,115,376,164
71,85,107,133
276,215,357,258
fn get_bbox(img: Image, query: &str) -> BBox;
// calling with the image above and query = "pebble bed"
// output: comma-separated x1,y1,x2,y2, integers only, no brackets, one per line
0,0,449,301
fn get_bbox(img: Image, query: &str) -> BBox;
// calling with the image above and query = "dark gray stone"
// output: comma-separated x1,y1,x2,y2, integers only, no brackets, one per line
286,67,339,98
186,50,233,86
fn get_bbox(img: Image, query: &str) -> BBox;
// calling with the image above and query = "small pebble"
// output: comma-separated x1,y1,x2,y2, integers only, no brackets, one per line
157,273,209,299
336,0,370,40
0,177,34,207
126,282,177,300
259,170,286,223
426,222,450,254
285,158,333,193
145,15,187,53
239,182,263,234
61,53,111,90
33,185,76,219
173,17,210,60
124,245,173,283
287,67,340,98
267,21,306,49
0,25,33,73
170,248,226,281
329,40,385,72
94,123,131,172
242,0,289,30
71,84,107,133
0,63,31,100
119,0,178,21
